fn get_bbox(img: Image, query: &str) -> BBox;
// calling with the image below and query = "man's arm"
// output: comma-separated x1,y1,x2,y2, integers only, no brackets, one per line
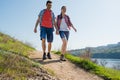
54,19,59,35
34,17,40,33
52,13,59,35
54,19,58,30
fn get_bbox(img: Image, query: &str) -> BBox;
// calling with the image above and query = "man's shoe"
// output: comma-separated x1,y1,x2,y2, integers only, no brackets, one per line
42,52,47,60
47,52,52,59
60,54,66,61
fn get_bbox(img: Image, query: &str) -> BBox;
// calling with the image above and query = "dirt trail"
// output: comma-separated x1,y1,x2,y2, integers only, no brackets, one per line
29,51,103,80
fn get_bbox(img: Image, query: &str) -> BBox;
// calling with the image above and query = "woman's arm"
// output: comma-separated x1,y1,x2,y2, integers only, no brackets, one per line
71,24,77,32
67,15,77,32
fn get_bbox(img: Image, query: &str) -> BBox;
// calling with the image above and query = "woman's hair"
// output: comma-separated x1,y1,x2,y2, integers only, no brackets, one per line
61,6,66,10
59,6,66,19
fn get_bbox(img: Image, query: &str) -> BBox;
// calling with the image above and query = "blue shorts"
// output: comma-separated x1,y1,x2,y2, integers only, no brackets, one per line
59,31,69,40
40,26,54,42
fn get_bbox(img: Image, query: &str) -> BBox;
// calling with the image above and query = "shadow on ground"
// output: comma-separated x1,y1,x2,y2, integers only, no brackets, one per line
30,58,61,64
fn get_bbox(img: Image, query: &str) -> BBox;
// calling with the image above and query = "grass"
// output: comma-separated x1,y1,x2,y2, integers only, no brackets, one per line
0,32,46,79
0,32,35,57
0,50,41,79
54,51,120,80
0,32,58,79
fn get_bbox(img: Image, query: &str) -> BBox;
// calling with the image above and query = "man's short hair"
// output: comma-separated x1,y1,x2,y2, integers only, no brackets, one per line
46,0,52,5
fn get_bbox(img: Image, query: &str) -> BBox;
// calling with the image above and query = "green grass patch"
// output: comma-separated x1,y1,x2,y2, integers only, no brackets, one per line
0,32,57,79
53,51,61,55
53,51,120,80
0,32,35,57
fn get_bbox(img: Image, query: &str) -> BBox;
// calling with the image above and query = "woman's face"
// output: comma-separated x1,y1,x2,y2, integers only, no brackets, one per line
61,6,66,13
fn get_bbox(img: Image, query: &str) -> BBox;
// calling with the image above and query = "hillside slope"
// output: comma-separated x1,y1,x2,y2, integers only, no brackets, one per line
0,32,58,80
0,32,34,57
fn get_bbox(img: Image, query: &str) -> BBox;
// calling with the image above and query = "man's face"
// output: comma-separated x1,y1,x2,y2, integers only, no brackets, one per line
47,3,52,9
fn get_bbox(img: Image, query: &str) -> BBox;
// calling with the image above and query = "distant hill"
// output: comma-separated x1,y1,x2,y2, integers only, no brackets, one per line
69,42,120,59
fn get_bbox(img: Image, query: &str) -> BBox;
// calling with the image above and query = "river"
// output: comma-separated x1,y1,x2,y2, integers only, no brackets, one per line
92,58,120,69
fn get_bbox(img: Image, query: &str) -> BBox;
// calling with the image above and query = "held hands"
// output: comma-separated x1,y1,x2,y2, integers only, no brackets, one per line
56,30,59,35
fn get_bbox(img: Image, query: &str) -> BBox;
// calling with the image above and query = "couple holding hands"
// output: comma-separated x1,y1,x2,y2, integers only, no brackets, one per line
34,0,77,61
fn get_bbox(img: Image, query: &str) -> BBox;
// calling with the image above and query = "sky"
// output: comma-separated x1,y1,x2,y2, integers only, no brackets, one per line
0,0,120,50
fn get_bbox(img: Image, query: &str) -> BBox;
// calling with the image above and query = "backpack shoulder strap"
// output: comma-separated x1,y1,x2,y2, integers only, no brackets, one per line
65,15,72,25
40,9,46,16
65,15,70,20
51,10,55,19
39,9,46,24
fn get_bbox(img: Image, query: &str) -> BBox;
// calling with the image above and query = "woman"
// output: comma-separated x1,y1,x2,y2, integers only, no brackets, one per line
56,6,77,61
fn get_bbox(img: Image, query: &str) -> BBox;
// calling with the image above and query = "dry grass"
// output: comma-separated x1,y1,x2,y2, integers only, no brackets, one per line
0,50,38,79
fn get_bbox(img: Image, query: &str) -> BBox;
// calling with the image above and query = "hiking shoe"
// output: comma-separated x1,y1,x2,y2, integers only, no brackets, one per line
42,52,47,60
60,54,66,61
47,52,52,59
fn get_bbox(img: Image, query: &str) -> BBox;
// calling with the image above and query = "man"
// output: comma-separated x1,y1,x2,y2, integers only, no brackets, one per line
34,0,58,60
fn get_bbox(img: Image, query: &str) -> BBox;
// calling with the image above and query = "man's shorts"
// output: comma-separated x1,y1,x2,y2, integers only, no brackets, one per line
40,26,54,42
59,31,69,40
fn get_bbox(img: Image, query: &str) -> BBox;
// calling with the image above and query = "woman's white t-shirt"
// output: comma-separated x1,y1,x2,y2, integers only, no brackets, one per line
59,18,69,31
